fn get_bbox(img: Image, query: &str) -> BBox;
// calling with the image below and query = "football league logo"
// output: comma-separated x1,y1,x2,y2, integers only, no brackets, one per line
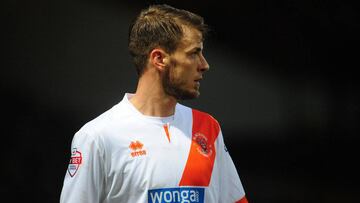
68,148,82,177
193,133,213,157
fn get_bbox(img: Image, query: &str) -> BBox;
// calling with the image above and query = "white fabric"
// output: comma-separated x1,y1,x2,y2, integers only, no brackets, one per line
60,93,246,203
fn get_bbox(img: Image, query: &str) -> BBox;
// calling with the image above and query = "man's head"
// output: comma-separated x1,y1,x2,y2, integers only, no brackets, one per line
128,4,209,100
128,4,208,75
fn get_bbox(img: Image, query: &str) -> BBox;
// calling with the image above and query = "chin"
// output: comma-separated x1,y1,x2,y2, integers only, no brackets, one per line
176,90,199,100
187,90,200,99
164,83,200,100
193,90,200,98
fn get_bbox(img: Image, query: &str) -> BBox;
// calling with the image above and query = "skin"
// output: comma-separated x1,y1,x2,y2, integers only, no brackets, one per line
163,26,210,100
130,25,210,117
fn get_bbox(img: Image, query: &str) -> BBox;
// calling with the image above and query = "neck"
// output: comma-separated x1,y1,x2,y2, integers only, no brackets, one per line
129,70,177,117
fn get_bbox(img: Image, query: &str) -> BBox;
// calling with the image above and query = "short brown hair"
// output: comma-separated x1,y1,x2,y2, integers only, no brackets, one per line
128,4,208,76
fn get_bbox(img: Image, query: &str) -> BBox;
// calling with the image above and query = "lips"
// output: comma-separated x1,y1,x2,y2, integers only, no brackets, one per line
194,77,202,88
194,77,203,82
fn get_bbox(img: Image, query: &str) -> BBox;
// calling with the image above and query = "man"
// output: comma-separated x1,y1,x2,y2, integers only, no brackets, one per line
60,4,248,203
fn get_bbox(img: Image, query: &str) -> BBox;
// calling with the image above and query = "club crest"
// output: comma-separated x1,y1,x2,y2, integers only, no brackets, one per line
193,133,213,157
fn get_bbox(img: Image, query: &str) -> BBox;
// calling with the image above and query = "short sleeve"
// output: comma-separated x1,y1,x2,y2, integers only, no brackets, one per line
60,130,105,203
216,130,247,202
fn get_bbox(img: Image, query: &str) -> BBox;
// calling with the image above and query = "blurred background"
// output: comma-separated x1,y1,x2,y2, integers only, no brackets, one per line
3,0,359,202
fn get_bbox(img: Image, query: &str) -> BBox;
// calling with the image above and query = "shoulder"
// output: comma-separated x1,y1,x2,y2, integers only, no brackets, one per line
80,106,115,134
177,103,221,137
187,107,222,145
191,108,220,128
74,102,128,141
177,103,218,123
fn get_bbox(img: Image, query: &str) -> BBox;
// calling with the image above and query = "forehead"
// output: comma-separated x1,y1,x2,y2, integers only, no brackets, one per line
177,26,203,51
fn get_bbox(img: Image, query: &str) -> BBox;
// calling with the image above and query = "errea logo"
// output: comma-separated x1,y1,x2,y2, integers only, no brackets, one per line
148,187,204,203
129,140,147,157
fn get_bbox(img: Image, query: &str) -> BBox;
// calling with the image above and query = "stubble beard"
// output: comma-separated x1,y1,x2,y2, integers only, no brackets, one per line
162,63,199,101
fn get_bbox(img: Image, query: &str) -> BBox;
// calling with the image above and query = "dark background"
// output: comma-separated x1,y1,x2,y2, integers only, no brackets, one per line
3,0,359,202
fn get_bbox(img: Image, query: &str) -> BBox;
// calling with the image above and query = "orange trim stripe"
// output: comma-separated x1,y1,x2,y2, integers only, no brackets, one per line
235,196,248,203
179,109,220,186
163,124,171,143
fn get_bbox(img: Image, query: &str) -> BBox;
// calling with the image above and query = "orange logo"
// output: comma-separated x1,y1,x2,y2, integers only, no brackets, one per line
193,133,213,157
129,140,147,157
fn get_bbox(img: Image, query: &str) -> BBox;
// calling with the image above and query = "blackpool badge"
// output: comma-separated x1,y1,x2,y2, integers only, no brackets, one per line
193,133,213,157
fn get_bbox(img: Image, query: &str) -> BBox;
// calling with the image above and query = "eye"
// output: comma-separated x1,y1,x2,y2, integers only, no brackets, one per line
191,51,201,57
188,48,202,58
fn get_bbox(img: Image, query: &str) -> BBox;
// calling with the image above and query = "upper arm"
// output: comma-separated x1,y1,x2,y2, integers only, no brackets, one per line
60,131,105,203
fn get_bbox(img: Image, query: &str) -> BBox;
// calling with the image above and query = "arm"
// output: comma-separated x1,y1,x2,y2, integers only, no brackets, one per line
60,131,105,203
216,130,248,203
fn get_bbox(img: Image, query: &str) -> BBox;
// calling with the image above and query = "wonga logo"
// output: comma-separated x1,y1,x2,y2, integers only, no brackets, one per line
148,187,204,203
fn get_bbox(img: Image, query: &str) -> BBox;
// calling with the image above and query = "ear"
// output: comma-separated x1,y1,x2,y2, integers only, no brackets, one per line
149,48,169,71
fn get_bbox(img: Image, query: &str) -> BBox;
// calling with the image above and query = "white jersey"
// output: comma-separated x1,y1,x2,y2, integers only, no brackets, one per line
60,93,248,203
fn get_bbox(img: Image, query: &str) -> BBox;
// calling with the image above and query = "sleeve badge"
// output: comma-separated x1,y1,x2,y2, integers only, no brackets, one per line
67,148,82,177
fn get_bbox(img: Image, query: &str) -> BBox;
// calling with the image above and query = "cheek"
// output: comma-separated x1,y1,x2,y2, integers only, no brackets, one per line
169,67,180,82
169,64,186,81
169,58,194,84
174,68,192,85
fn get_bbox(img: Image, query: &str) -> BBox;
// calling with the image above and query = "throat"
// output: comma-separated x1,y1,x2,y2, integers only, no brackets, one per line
129,94,177,117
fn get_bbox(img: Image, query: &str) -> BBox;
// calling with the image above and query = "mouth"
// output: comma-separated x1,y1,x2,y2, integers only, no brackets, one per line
194,78,202,87
194,77,203,83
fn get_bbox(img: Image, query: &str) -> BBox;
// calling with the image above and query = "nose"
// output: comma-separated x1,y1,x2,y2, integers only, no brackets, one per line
199,53,210,72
